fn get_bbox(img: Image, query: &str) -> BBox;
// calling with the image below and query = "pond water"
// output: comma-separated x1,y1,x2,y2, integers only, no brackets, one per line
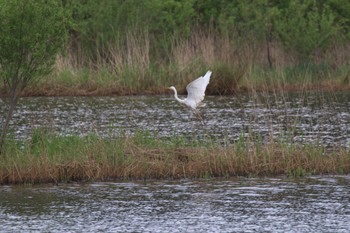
0,176,350,232
1,94,350,231
1,91,350,147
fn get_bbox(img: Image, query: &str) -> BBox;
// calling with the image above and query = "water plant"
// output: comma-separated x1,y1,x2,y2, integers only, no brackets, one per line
0,129,349,185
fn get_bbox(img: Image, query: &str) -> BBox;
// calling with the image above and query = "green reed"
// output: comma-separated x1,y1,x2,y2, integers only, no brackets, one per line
0,129,349,185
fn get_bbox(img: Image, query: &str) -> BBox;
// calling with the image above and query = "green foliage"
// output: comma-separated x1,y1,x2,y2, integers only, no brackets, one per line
0,0,68,90
53,0,350,78
59,0,349,69
0,0,68,155
326,0,350,39
283,63,332,82
218,0,280,41
276,0,340,61
289,166,309,177
1,0,349,95
63,0,195,60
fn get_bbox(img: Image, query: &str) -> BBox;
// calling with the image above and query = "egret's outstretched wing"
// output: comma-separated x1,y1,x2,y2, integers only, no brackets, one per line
186,70,212,106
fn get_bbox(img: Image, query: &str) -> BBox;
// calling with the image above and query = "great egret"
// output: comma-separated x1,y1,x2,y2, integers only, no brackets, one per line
169,70,212,109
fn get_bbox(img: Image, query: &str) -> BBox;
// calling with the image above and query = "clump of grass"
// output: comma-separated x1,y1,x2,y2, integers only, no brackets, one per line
0,130,349,185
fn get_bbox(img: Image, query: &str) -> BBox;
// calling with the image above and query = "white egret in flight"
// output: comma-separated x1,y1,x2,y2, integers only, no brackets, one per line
169,70,212,109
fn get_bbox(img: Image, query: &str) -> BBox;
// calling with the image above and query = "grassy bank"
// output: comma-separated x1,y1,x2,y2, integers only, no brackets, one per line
2,30,347,97
1,131,349,185
21,63,350,97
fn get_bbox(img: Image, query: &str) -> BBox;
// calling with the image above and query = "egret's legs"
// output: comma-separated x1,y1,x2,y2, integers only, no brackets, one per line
191,109,206,125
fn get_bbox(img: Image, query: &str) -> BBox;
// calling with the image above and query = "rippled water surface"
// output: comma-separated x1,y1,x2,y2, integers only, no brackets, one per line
1,176,350,232
1,94,350,231
1,92,350,146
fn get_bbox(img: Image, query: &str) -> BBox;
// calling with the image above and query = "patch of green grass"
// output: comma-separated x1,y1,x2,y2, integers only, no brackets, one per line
1,129,349,185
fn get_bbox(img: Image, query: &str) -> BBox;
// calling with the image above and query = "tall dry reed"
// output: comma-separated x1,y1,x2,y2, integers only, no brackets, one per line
18,29,350,97
0,131,349,185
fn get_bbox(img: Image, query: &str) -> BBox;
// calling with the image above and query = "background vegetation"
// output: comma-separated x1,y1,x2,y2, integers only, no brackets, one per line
0,0,67,154
0,0,349,96
44,0,350,95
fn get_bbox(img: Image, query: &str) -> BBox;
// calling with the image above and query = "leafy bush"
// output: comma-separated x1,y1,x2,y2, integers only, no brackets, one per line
0,0,68,154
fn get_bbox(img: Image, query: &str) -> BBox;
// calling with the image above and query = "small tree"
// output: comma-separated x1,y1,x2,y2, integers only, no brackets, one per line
0,0,68,154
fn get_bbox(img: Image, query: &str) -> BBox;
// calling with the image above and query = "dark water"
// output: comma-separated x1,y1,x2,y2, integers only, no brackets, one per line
0,176,350,232
1,92,350,147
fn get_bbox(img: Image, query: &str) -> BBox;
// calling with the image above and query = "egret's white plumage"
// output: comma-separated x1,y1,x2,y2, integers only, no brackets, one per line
169,70,212,109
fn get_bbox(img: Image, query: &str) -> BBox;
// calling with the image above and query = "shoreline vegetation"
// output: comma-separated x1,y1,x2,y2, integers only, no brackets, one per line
9,27,350,97
9,40,350,97
1,130,349,185
1,0,350,97
1,1,350,185
16,66,350,97
20,77,350,97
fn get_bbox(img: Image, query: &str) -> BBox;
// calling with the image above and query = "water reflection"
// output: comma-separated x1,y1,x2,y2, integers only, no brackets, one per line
0,176,350,232
1,92,350,147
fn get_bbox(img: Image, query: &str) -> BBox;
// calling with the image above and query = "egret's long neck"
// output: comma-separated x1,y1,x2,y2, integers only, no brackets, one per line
172,87,185,104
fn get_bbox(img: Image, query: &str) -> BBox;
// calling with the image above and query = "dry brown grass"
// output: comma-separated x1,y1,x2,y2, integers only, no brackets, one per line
1,133,349,185
2,29,344,97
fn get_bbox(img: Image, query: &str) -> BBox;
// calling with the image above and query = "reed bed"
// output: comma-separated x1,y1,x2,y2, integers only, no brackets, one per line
11,30,350,97
0,130,349,185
